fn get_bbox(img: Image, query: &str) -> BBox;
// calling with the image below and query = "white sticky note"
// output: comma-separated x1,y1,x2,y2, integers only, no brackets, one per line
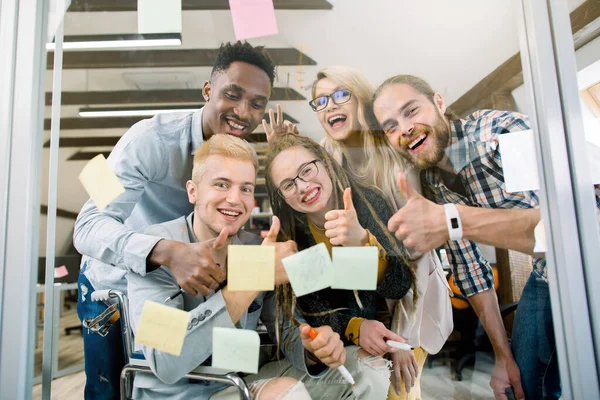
498,130,541,193
138,0,182,34
212,327,260,374
229,0,278,41
227,245,275,291
282,243,333,297
78,154,125,211
533,219,547,253
135,301,190,356
587,143,600,184
331,247,378,290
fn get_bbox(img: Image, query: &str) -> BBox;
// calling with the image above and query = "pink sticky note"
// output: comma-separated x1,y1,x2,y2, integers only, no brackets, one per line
54,265,69,278
229,0,278,41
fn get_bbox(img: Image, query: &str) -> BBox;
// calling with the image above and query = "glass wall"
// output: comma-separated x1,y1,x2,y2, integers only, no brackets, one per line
1,0,598,399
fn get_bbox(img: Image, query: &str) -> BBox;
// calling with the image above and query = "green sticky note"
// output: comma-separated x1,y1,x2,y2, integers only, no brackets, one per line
212,327,260,374
282,243,333,297
331,247,378,290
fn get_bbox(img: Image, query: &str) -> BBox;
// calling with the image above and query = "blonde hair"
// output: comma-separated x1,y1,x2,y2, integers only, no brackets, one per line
192,134,259,182
312,66,407,209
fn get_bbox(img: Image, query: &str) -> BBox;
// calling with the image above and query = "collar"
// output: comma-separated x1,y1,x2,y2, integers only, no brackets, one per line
190,108,204,155
185,212,242,245
443,118,471,174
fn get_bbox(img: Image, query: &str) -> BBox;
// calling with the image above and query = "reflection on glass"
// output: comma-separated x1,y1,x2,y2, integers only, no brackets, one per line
34,1,600,399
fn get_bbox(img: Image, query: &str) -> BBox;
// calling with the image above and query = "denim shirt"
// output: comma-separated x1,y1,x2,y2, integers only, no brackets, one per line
73,109,205,293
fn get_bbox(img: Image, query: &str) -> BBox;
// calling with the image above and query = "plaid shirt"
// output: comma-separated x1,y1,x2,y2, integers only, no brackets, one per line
420,109,600,297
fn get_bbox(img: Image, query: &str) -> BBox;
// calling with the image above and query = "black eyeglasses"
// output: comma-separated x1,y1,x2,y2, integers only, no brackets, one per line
277,160,320,199
309,89,352,112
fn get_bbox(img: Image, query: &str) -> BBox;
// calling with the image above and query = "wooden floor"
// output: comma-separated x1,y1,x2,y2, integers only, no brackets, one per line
31,311,495,399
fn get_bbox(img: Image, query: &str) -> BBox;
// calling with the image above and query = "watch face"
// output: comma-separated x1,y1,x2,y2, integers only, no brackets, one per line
451,218,459,229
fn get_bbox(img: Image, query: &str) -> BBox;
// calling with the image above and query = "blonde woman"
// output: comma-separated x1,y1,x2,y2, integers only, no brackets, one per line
308,67,453,400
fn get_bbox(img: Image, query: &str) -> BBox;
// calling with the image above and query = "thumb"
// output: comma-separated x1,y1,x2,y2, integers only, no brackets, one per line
299,324,311,339
264,215,280,243
343,187,355,211
397,172,419,200
213,227,229,249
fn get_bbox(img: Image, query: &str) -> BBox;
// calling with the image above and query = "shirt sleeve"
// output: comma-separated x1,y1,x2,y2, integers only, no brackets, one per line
73,119,168,276
127,268,236,385
344,317,364,346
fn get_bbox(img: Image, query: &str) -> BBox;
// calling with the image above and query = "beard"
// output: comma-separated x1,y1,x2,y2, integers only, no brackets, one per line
397,115,450,170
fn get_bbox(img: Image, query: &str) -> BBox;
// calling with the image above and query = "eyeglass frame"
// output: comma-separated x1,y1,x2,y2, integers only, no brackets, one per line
308,89,353,112
276,159,321,199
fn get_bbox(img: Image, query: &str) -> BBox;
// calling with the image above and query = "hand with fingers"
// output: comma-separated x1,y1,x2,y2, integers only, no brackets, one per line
300,324,346,369
490,356,525,400
324,187,368,247
390,347,419,395
261,216,298,285
166,227,229,297
358,319,407,356
263,104,299,143
387,173,448,253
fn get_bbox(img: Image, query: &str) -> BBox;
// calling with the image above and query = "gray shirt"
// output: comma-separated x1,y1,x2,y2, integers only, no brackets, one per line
73,109,205,292
127,213,318,398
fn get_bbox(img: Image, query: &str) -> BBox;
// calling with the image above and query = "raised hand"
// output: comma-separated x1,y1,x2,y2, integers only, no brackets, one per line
162,227,229,297
388,173,448,253
261,216,298,285
263,104,299,142
324,187,368,246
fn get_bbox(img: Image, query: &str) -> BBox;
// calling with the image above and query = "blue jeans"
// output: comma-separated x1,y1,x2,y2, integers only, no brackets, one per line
76,266,125,400
512,271,561,400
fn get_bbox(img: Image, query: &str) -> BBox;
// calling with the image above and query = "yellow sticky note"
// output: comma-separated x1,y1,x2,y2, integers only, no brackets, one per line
78,154,125,211
212,327,260,374
332,247,378,290
135,301,190,356
227,245,275,291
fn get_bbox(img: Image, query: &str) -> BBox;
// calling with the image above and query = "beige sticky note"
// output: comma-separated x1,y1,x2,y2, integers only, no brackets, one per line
135,301,190,356
227,245,275,291
332,247,378,290
78,154,125,211
212,327,260,374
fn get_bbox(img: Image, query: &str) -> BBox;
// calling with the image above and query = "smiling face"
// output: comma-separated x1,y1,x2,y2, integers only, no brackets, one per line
186,154,256,240
312,78,361,145
373,83,451,169
269,146,335,219
202,61,271,139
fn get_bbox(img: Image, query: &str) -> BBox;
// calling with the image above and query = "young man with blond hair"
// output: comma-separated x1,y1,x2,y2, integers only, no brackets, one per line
128,134,383,399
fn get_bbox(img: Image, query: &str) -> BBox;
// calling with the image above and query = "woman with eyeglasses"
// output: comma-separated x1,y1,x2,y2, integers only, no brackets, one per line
264,133,416,400
308,67,452,400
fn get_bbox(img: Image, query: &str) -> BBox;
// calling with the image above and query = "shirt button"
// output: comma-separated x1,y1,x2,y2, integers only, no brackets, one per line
204,309,212,318
198,314,205,322
191,317,199,326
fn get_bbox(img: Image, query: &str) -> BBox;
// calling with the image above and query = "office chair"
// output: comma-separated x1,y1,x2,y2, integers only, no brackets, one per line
90,290,252,400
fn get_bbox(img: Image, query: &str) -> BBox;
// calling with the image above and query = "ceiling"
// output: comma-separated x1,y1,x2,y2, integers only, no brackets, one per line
40,0,587,253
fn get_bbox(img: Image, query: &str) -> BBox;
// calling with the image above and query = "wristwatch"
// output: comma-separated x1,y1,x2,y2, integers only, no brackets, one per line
444,203,463,241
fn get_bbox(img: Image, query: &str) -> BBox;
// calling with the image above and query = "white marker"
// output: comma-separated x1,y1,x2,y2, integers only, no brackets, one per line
386,340,414,351
308,327,355,386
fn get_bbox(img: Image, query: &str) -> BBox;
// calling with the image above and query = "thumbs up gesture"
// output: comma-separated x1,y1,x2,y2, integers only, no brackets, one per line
324,187,369,247
262,216,298,285
388,173,448,253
